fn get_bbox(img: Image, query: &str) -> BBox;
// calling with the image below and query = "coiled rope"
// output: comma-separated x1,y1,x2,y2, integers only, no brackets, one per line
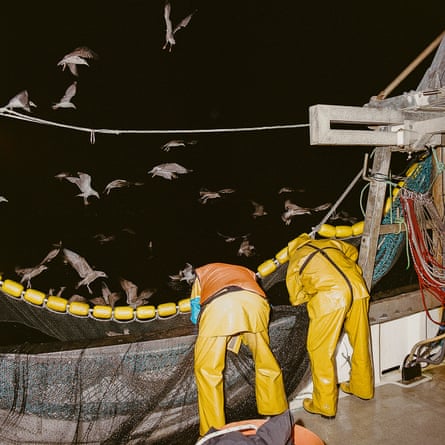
400,188,445,325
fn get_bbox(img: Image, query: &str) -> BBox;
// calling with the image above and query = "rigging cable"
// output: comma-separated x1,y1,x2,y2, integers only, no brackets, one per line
0,108,309,142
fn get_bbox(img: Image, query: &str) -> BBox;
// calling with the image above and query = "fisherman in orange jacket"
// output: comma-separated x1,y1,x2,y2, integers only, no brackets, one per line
190,262,288,436
285,233,374,418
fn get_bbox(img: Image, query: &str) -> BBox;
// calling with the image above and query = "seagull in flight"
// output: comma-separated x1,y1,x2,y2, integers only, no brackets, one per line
251,200,268,218
62,248,108,294
162,1,197,52
198,188,235,204
57,46,98,76
63,172,100,205
52,81,77,110
13,242,62,288
169,263,195,284
15,264,48,288
103,179,144,195
119,278,156,308
237,237,256,257
89,282,122,307
161,139,198,152
281,200,332,225
1,90,36,113
148,162,193,180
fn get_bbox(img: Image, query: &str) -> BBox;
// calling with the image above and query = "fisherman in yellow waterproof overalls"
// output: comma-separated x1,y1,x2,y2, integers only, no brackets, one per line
189,262,289,436
285,233,374,418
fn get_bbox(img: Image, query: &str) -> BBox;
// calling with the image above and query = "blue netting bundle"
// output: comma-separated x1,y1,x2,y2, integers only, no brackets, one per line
372,154,433,287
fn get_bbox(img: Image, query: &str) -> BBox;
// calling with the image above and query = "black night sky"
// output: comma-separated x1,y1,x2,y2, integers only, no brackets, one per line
0,1,443,322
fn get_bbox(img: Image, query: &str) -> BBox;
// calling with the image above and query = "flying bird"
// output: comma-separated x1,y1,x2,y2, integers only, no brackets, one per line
237,238,256,257
89,282,122,307
328,209,359,225
52,81,77,109
251,200,268,218
119,278,156,308
103,179,144,195
57,46,98,76
216,231,250,243
15,264,48,288
1,90,36,112
0,196,8,203
161,139,198,152
62,248,108,294
198,188,235,204
54,171,71,180
169,262,195,284
281,200,332,225
63,172,100,205
278,186,305,194
39,243,62,265
13,242,62,288
148,162,193,180
93,233,116,244
162,1,197,52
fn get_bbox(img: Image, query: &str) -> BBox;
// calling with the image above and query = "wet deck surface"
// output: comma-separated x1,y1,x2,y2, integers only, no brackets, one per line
290,363,445,445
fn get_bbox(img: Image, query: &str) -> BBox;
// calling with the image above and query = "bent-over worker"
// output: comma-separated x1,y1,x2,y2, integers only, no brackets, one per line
285,233,374,418
190,262,288,436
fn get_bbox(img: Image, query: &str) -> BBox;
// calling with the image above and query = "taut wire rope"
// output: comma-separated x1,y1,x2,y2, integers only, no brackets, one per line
0,108,309,141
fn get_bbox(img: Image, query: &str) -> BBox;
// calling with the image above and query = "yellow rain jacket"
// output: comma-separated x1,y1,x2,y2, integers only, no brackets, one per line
192,263,288,435
286,234,374,416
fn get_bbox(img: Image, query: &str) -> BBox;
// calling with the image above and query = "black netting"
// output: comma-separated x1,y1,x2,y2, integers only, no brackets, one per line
0,305,309,444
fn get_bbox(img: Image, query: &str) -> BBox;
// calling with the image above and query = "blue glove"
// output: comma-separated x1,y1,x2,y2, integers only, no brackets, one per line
190,296,201,324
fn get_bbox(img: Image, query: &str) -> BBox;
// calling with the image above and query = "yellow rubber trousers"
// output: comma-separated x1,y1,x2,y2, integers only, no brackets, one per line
194,329,288,435
307,296,374,416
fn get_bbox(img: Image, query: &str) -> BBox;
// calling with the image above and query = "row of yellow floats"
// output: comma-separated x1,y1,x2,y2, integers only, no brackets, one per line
315,161,418,239
0,276,192,322
0,164,416,322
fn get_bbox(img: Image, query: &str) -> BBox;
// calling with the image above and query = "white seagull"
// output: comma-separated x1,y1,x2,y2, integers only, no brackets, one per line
15,264,48,288
161,139,198,152
148,162,193,180
62,248,108,294
281,200,332,225
89,282,122,307
52,81,77,110
64,172,100,205
119,278,156,308
281,200,311,225
162,1,197,52
57,46,98,76
103,179,144,195
169,263,195,284
1,90,36,113
237,238,256,257
13,242,62,288
198,188,235,204
251,200,268,218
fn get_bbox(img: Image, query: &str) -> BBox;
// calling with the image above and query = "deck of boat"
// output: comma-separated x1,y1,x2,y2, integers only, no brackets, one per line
290,363,445,445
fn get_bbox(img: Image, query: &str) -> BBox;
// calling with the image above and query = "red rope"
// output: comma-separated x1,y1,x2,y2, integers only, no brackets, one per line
400,193,445,326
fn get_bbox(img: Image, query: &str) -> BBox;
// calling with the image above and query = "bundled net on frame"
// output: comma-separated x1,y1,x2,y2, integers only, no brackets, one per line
372,154,433,287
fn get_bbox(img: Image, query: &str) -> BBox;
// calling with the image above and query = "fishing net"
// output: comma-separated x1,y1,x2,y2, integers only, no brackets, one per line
0,300,309,445
371,153,433,287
